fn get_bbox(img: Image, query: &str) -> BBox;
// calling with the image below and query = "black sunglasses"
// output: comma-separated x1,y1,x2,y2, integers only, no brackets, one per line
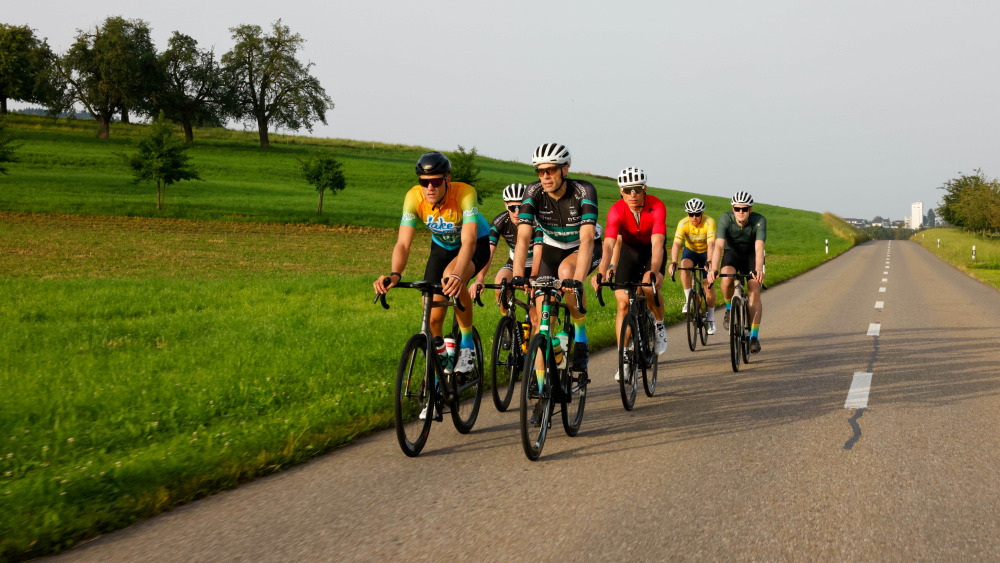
621,187,644,195
418,177,446,188
506,204,520,213
733,206,750,213
688,212,703,217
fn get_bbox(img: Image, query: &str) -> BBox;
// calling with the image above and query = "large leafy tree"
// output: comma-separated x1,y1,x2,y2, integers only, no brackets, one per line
0,24,58,114
222,20,333,148
153,32,230,144
937,169,1000,233
54,17,158,139
119,111,200,209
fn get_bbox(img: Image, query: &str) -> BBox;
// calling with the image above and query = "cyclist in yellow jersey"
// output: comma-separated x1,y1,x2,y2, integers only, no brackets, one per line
668,198,718,334
374,152,491,386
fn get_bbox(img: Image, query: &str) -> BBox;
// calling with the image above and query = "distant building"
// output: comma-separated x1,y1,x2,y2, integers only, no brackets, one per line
843,218,867,228
912,201,924,228
904,215,913,229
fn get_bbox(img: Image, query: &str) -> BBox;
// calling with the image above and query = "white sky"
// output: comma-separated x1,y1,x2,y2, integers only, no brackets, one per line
8,0,1000,220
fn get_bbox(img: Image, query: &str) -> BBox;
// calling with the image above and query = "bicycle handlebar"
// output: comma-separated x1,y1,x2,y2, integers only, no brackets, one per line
595,276,660,308
716,272,767,291
372,281,467,311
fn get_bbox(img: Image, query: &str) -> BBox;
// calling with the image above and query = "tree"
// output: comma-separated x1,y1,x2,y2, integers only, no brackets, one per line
0,24,59,114
938,169,1000,233
119,111,200,209
872,215,884,224
449,144,499,203
153,32,231,144
925,209,936,228
0,117,19,174
222,20,333,148
300,154,346,215
54,17,158,139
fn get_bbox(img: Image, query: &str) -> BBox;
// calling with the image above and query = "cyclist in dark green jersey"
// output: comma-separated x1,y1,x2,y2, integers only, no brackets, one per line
706,191,766,353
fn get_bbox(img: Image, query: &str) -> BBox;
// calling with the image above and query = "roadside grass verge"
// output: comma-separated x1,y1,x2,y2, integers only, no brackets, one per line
912,228,1000,289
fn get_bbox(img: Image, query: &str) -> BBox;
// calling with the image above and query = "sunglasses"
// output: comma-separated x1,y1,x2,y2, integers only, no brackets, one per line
688,212,703,217
536,167,562,177
621,187,644,195
506,204,520,213
733,206,750,213
418,177,446,188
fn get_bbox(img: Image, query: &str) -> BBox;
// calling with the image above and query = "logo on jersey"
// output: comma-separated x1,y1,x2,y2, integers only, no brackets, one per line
426,215,456,233
402,212,416,221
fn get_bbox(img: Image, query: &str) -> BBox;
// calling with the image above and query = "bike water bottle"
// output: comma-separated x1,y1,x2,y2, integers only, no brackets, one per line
521,322,531,354
554,330,569,369
443,337,457,374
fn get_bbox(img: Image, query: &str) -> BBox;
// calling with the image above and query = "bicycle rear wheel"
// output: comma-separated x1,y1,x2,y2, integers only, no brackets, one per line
490,316,520,412
618,313,639,411
520,334,552,461
642,309,657,397
686,290,699,352
451,328,484,434
562,325,587,436
394,334,434,457
729,296,743,373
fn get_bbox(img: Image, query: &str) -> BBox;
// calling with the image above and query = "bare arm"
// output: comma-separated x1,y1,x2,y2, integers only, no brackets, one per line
650,233,666,291
574,224,596,283
512,223,534,279
668,239,682,276
706,237,725,285
592,236,619,291
754,240,765,284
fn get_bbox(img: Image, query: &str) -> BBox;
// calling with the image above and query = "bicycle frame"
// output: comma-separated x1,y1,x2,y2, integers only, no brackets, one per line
595,273,660,369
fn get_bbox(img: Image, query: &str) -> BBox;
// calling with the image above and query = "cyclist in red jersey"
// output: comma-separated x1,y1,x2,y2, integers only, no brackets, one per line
592,168,668,380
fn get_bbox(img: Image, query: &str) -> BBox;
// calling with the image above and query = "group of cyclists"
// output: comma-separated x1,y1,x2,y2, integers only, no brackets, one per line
373,142,768,408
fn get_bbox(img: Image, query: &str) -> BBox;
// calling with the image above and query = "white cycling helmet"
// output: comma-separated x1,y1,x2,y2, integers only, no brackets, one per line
502,183,526,202
531,143,571,167
731,191,754,206
617,167,646,188
685,198,706,213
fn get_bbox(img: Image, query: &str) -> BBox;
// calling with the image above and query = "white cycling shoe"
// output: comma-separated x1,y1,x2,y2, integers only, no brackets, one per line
706,321,717,335
455,348,477,373
654,323,668,355
681,302,689,314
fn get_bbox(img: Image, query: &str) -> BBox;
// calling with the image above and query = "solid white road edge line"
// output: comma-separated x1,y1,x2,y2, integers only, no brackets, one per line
868,322,881,336
845,372,873,409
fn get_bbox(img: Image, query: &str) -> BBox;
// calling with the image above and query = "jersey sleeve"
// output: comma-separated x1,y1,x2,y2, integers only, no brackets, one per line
489,213,504,246
604,201,622,241
705,217,717,246
651,198,667,236
519,183,540,226
458,184,481,224
533,225,544,246
400,187,422,227
580,182,598,226
754,215,767,242
673,218,688,243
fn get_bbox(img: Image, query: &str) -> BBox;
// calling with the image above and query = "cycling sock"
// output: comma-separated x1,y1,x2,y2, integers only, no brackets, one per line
750,323,759,338
707,307,715,321
725,299,732,311
459,326,474,350
683,288,691,302
573,318,587,344
535,369,545,390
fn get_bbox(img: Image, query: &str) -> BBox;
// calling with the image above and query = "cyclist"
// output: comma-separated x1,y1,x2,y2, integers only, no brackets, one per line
373,152,492,382
512,143,601,374
667,198,718,335
706,191,766,353
472,183,542,312
592,167,668,381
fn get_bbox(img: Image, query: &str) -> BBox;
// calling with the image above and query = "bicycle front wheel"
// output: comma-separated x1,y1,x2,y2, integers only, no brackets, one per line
729,296,743,373
642,310,657,397
451,328,484,434
619,313,639,411
490,316,520,412
520,334,552,461
395,334,434,457
686,289,699,352
699,289,709,346
741,301,752,365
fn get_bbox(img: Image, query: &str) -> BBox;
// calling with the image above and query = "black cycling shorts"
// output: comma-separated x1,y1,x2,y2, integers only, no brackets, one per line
616,242,666,284
721,248,756,276
424,236,491,284
537,241,603,279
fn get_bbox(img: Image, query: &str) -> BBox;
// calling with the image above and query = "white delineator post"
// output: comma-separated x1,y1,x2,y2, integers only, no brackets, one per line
973,245,977,260
937,239,940,248
825,239,829,254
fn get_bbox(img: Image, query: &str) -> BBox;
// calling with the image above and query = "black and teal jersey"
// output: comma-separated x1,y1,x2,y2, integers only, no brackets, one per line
518,179,599,249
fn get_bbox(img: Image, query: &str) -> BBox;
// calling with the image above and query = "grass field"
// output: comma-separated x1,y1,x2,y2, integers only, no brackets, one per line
1,116,857,561
912,228,1000,289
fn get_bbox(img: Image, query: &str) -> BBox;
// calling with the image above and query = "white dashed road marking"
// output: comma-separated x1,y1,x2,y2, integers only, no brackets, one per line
875,301,884,309
867,323,881,336
879,287,886,293
845,372,873,409
881,278,888,282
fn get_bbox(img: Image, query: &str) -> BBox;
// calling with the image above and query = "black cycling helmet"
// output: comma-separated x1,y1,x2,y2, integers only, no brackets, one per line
415,152,452,176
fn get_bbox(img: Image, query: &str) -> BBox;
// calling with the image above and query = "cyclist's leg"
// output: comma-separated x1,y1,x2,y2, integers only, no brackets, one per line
443,236,490,337
424,243,455,339
614,289,629,345
642,269,665,321
558,241,601,343
616,242,641,338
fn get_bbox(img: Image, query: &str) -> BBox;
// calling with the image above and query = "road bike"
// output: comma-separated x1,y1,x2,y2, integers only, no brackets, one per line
595,273,660,411
718,272,766,373
512,276,588,461
476,280,532,412
373,281,484,457
672,266,711,351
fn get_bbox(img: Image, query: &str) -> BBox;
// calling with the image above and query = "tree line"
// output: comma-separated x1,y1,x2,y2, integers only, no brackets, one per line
937,169,1000,235
0,18,332,147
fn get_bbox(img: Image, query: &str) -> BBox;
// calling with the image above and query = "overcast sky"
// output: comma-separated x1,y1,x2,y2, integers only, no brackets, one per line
8,0,1000,220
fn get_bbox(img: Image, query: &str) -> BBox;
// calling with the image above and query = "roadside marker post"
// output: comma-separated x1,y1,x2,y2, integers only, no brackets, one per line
973,246,976,261
937,239,940,248
825,239,828,254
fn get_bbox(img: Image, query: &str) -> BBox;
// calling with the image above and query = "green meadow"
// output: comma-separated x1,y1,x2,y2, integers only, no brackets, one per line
913,228,1000,290
1,115,855,561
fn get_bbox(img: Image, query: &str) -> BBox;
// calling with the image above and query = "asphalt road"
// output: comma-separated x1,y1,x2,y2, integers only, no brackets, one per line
51,241,1000,562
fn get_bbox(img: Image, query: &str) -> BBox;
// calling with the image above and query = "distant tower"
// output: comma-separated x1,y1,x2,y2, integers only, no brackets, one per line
912,201,924,228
